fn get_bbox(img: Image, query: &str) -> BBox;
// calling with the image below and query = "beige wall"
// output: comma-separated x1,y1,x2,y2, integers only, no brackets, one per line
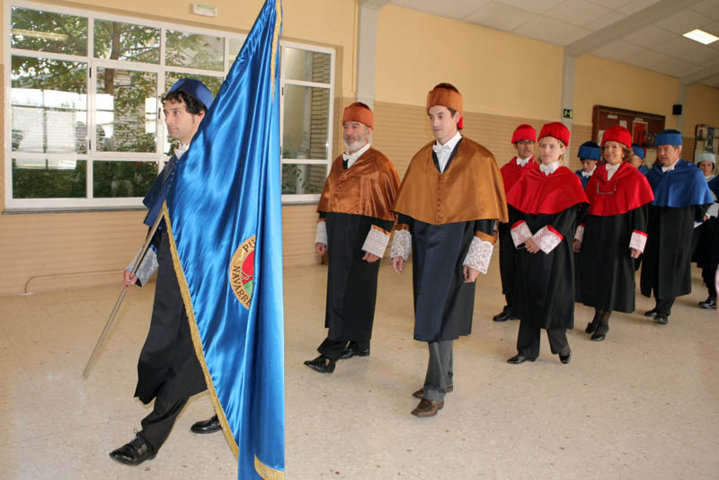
684,84,719,139
375,5,564,120
3,0,719,295
573,54,679,130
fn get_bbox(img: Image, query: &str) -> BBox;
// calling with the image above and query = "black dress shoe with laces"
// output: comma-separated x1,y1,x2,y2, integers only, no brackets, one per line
644,308,658,318
304,354,335,373
109,434,156,466
191,415,221,434
507,354,536,364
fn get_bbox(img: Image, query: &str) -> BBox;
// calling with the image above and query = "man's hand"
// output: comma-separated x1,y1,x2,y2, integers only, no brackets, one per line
463,266,480,283
362,252,380,263
123,270,138,288
315,242,327,255
573,239,581,253
525,237,540,254
630,247,641,259
392,256,405,273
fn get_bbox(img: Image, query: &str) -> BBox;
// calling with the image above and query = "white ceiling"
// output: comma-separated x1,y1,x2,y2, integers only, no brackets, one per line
389,0,719,87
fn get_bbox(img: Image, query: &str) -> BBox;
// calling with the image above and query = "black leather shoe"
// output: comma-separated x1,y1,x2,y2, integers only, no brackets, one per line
493,305,516,322
304,355,335,373
339,346,370,359
109,434,156,466
699,297,717,309
507,354,535,364
644,308,658,318
559,352,571,364
655,315,669,325
590,332,606,341
191,415,221,434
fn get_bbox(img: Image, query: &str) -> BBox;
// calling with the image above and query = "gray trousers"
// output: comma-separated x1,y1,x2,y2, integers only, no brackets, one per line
423,340,453,402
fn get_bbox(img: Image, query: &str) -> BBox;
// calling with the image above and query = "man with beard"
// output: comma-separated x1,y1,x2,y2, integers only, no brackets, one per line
304,102,400,374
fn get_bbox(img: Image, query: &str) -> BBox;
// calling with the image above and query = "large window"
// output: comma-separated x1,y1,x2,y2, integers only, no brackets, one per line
5,1,335,210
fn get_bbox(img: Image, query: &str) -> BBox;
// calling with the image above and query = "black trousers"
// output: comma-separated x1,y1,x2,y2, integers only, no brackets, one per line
317,338,369,360
655,297,676,316
517,321,570,359
139,393,189,452
702,263,719,299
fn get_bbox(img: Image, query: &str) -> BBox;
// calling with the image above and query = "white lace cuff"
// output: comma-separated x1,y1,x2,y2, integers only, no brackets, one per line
532,225,563,254
362,225,390,258
462,236,494,274
629,230,647,253
315,220,327,245
391,228,411,261
510,220,532,247
574,224,584,242
127,245,158,287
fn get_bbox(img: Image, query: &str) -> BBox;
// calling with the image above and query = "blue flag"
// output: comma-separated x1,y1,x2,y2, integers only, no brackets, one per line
162,1,284,478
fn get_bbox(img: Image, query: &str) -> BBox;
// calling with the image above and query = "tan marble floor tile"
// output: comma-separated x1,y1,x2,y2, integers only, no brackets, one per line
1,257,718,479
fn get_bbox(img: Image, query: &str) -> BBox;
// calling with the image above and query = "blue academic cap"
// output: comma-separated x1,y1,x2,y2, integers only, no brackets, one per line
168,78,214,110
578,141,600,161
656,129,682,147
631,144,645,159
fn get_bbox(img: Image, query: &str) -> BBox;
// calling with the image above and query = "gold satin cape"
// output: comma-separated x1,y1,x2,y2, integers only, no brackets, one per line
393,137,508,224
317,148,400,222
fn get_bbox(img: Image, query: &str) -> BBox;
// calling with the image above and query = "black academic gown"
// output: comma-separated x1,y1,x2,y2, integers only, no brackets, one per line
400,214,493,342
511,204,581,330
134,153,206,405
577,206,648,312
322,212,393,342
640,205,707,299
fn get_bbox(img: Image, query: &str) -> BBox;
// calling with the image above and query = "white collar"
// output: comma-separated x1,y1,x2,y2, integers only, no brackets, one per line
342,143,371,168
175,143,190,158
606,162,621,180
580,166,595,178
516,156,532,167
539,161,560,176
661,159,679,172
433,131,462,154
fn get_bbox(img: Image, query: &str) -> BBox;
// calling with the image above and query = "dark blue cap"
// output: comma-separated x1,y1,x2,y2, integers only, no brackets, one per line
168,78,214,110
656,129,682,147
632,144,645,159
578,141,600,161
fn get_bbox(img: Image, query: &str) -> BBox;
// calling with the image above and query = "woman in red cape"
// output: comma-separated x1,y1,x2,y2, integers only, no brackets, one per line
505,122,588,365
574,126,654,341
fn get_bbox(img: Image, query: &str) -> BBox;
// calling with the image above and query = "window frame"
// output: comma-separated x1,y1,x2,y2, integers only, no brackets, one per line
4,0,335,210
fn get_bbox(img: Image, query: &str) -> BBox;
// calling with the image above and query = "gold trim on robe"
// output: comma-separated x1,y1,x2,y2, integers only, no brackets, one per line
317,148,400,222
393,137,508,225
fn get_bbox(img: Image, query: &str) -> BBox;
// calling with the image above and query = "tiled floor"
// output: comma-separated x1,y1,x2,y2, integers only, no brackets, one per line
2,257,718,479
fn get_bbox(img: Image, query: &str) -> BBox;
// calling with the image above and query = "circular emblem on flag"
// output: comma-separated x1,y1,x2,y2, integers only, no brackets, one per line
229,235,256,309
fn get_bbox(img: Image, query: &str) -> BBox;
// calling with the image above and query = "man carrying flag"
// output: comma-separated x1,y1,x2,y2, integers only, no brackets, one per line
112,0,285,477
110,78,214,466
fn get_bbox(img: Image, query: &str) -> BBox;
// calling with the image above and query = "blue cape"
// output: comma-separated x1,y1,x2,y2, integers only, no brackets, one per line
646,160,713,207
708,176,719,199
143,153,179,227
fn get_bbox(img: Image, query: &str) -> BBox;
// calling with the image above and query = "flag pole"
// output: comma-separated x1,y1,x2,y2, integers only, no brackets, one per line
82,213,164,378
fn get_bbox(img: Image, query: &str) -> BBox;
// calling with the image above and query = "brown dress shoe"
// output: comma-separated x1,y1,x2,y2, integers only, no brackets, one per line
412,385,453,399
411,398,444,417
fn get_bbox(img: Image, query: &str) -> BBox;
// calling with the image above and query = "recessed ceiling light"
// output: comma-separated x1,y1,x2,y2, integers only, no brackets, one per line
683,29,719,45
